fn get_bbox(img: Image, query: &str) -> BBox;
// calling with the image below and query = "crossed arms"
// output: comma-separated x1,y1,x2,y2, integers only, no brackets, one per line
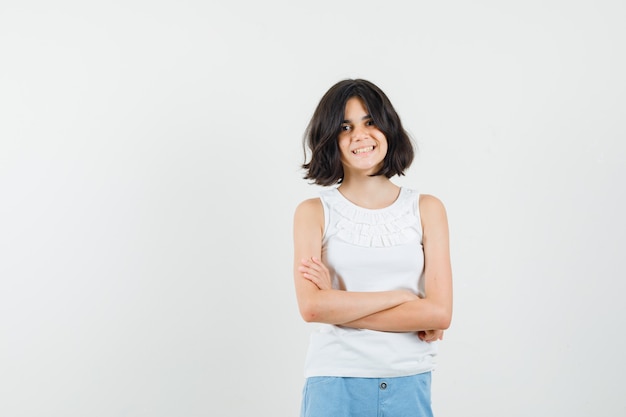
292,194,453,338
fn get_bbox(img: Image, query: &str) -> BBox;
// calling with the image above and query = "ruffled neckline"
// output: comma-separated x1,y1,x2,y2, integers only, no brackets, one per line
335,187,406,212
322,187,422,247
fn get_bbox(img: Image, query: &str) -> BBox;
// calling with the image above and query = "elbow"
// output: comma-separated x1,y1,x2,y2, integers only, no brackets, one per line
298,290,335,323
433,305,452,330
299,301,323,323
300,309,317,323
425,293,452,330
438,315,452,330
439,308,452,330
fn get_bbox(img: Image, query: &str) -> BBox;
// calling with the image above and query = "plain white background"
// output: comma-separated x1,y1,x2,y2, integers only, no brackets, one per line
1,1,625,416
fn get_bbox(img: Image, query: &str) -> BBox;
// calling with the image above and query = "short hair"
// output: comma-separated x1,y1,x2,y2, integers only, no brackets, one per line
302,79,414,186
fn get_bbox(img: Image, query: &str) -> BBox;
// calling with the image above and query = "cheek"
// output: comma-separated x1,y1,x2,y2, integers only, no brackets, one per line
338,138,351,153
377,137,388,151
379,144,389,159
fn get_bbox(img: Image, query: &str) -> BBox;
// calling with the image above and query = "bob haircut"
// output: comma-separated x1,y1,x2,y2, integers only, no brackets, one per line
302,79,414,186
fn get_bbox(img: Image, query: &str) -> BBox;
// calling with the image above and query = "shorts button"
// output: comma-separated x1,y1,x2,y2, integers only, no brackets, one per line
380,382,387,390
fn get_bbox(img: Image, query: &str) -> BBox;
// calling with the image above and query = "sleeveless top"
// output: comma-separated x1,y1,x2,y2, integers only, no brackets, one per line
303,187,438,378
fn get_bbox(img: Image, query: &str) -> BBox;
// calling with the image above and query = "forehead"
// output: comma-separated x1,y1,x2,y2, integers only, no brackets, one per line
343,97,368,118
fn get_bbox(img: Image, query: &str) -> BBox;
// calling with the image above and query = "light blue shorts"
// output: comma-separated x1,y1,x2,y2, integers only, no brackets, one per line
300,372,433,417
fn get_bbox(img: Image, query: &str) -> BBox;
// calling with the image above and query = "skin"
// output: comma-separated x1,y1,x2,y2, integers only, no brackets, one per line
293,97,452,342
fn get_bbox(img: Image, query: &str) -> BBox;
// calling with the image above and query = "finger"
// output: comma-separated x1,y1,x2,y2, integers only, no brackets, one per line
301,258,323,274
302,272,320,285
302,270,320,281
298,266,317,277
308,261,327,275
311,257,330,272
306,265,323,276
299,261,322,274
299,269,322,286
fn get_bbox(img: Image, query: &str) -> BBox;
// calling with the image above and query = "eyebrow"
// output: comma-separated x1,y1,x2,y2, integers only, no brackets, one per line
341,114,372,124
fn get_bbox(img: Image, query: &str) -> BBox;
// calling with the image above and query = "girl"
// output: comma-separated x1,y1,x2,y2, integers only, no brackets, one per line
293,79,453,417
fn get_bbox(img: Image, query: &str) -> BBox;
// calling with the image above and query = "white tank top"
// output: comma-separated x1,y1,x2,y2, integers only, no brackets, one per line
303,187,438,378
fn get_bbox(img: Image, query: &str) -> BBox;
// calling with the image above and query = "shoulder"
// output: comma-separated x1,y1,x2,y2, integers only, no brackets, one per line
295,197,323,213
293,197,324,237
294,197,324,222
294,187,337,216
418,194,448,229
419,194,446,213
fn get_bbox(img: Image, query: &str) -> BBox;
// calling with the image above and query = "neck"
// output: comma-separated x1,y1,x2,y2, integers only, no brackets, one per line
338,175,400,209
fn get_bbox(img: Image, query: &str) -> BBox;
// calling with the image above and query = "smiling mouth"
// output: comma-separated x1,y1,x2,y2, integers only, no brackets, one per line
352,146,375,154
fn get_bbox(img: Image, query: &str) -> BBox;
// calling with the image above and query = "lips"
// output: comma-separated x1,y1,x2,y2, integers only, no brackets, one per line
352,145,375,154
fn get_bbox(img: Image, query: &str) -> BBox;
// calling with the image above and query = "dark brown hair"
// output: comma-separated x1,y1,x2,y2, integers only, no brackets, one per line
302,79,414,186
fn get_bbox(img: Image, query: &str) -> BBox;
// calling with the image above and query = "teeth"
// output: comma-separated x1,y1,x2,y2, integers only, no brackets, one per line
353,146,374,154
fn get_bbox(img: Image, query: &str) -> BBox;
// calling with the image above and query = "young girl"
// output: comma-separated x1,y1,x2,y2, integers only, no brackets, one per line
293,79,453,417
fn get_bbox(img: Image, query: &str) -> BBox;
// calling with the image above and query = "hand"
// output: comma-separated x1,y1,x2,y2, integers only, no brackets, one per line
418,329,444,342
299,257,332,290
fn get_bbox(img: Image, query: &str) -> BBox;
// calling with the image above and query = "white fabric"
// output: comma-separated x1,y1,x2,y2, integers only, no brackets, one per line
303,187,438,378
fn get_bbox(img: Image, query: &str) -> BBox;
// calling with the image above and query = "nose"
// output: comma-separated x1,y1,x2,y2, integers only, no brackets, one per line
351,124,368,140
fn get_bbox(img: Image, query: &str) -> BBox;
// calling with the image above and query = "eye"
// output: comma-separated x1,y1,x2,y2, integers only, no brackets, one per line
365,119,375,127
340,124,352,132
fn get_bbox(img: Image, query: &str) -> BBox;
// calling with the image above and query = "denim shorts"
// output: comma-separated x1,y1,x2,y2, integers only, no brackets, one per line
300,372,433,417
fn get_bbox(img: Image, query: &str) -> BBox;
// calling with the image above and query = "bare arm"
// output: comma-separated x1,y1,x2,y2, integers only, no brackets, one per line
341,194,453,331
293,198,417,324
